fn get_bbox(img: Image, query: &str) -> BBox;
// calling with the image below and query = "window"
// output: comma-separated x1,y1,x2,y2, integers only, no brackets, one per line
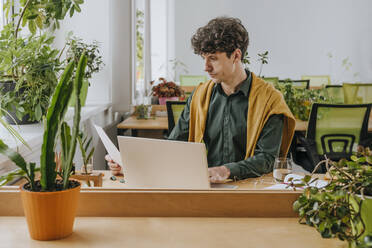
132,0,151,105
133,0,174,105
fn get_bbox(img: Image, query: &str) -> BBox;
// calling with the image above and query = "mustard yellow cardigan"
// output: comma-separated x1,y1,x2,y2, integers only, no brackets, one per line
188,72,296,159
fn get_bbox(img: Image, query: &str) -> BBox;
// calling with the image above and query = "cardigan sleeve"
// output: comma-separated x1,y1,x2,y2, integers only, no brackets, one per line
224,114,284,179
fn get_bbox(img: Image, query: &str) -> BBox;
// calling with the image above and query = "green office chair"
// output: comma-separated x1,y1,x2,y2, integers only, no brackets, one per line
297,103,372,172
279,79,310,89
179,75,207,86
166,101,186,135
301,75,331,88
325,85,344,103
263,77,279,85
343,83,372,104
179,75,207,100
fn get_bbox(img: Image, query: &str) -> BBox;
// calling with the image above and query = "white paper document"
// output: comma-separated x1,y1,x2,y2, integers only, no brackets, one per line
94,124,123,166
263,173,329,190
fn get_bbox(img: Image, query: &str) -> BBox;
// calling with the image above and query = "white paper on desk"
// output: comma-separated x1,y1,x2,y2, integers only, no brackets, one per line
263,174,329,190
284,174,329,188
94,125,123,165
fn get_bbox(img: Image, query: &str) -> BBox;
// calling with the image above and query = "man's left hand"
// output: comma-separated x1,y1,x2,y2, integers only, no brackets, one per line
208,166,230,183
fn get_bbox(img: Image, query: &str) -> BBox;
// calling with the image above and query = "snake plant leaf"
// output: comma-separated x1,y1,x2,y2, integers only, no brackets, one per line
40,61,74,191
0,139,28,174
63,52,87,189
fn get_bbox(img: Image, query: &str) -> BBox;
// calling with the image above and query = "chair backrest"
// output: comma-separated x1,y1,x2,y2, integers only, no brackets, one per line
179,75,207,86
166,101,186,134
325,85,344,103
263,77,279,85
301,75,331,88
306,103,371,161
279,79,310,89
343,83,372,104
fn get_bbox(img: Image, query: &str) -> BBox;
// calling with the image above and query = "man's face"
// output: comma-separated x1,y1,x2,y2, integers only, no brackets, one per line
202,50,239,83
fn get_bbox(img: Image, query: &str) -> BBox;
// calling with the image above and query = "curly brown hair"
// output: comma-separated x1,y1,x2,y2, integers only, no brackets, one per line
191,17,249,61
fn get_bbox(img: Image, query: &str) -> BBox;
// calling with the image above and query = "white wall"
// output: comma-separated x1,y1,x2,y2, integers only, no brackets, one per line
54,0,132,112
53,0,111,104
173,0,372,83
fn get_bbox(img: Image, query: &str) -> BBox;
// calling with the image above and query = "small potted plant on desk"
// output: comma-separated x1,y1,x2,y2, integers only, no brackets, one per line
0,53,87,241
290,147,372,247
151,77,184,105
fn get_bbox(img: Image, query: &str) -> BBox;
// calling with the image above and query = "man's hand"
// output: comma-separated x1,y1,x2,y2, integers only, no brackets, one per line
208,166,230,183
105,154,123,176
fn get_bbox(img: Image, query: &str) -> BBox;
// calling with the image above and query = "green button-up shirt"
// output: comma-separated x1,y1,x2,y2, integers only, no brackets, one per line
168,70,284,179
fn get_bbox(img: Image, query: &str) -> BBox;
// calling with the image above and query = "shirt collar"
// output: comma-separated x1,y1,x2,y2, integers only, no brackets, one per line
237,69,251,97
215,69,251,97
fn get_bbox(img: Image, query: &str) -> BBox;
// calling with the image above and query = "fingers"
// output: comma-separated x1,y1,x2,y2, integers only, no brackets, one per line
208,166,230,183
105,154,113,162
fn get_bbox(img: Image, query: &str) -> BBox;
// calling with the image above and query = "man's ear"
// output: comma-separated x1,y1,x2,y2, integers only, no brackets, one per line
234,49,242,63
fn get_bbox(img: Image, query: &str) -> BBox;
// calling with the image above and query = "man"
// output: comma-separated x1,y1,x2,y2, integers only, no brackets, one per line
108,17,295,183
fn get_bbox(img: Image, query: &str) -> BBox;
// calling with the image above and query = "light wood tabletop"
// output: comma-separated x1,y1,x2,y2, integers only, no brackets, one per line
118,116,372,133
117,115,168,130
0,217,346,247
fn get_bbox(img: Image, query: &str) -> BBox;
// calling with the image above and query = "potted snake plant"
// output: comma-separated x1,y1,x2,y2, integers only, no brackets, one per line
0,53,87,241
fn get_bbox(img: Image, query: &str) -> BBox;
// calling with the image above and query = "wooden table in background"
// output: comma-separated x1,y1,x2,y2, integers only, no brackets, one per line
117,117,344,135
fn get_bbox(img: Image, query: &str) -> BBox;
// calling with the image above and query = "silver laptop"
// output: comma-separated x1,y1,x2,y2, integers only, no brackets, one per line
118,136,211,189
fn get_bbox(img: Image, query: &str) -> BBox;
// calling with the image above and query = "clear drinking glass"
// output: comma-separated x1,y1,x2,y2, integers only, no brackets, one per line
273,157,293,183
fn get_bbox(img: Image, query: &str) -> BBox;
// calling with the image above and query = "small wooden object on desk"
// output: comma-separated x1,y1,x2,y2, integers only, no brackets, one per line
70,172,104,187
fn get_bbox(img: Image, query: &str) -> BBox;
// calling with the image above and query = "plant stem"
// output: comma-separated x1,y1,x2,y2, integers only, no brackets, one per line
15,0,32,39
258,63,263,77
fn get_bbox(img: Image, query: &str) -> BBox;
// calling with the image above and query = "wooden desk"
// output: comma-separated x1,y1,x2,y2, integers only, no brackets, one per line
0,217,346,247
1,171,305,217
0,171,346,247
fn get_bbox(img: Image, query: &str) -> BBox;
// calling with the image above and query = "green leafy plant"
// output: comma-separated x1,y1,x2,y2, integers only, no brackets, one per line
65,34,104,81
242,50,269,77
0,0,83,123
3,0,84,36
274,80,332,121
290,147,372,247
0,27,61,122
134,104,152,119
77,131,95,174
242,51,250,67
0,53,87,191
257,51,269,77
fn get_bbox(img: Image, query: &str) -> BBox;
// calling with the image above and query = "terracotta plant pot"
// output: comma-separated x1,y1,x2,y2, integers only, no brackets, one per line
158,96,179,105
20,182,81,241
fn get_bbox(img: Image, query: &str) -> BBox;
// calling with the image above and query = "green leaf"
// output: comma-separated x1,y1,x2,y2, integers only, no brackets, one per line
303,175,312,183
350,155,358,162
366,156,372,164
28,20,36,34
35,103,42,121
69,6,75,17
40,61,75,191
74,4,81,13
35,15,43,29
26,14,38,20
293,200,301,212
0,139,28,174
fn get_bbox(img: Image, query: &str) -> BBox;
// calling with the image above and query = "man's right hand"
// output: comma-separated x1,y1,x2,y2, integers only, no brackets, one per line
105,154,123,176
